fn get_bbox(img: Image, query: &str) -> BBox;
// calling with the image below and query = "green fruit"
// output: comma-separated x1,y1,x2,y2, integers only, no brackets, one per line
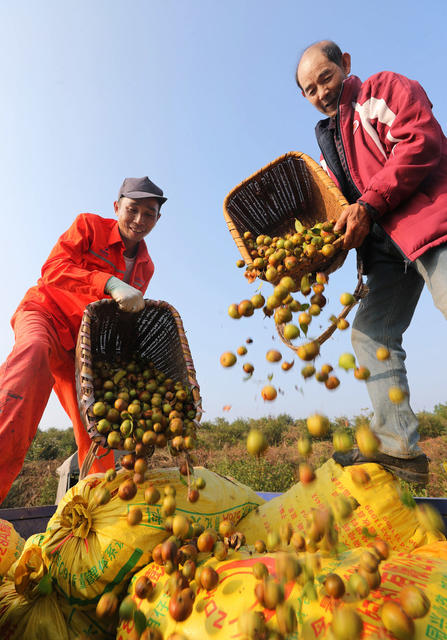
283,323,300,340
247,429,268,456
92,401,106,417
338,352,356,371
333,429,353,452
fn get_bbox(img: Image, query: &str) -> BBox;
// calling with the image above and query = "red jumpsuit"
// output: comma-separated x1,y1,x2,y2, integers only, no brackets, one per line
0,213,154,503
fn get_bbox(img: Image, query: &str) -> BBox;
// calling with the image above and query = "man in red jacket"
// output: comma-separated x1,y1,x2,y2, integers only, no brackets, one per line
296,41,447,484
0,176,166,504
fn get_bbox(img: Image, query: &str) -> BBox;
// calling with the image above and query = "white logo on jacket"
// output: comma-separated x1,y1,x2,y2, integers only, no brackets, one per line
353,97,403,159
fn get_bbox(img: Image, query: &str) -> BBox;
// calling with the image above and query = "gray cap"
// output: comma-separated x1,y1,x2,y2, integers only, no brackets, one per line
118,176,167,206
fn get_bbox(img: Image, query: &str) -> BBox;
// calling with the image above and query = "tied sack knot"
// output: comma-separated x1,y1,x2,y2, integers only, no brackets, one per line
14,546,47,600
60,495,93,538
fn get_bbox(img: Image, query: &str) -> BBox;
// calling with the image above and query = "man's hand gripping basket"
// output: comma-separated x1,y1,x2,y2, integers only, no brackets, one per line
75,299,201,478
223,151,366,351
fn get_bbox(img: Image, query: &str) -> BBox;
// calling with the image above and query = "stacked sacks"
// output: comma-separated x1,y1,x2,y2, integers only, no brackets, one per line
0,544,116,639
30,466,262,608
238,459,445,552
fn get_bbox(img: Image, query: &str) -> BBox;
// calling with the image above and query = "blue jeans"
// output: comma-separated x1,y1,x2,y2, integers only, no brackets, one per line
352,224,447,457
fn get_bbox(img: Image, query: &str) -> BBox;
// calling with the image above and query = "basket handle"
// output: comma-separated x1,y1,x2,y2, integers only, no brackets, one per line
276,271,368,352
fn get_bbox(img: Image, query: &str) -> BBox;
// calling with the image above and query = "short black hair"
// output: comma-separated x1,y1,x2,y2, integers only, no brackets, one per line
296,40,343,90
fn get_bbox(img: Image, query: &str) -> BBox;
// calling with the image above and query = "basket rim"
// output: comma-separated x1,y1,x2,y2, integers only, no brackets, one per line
223,150,349,218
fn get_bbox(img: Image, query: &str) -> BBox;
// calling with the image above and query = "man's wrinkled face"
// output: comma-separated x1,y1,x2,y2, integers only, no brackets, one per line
297,48,349,117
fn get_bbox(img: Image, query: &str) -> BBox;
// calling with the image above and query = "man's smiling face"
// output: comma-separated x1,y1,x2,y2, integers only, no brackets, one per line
297,47,350,117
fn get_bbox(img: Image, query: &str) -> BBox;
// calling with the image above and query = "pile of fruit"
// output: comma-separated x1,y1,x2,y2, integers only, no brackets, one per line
91,357,198,455
238,220,343,286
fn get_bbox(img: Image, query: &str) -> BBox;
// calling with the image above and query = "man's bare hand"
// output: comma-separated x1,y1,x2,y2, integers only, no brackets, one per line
334,203,371,250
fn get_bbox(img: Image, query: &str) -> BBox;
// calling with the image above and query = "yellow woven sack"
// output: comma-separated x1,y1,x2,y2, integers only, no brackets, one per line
0,519,24,577
117,545,447,639
33,466,263,607
238,459,444,552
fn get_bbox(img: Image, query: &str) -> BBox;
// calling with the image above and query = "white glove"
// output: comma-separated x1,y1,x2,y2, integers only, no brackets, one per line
105,277,145,312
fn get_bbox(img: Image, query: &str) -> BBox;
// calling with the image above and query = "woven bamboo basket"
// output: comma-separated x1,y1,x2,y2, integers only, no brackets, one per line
75,299,201,472
224,151,368,352
223,151,349,285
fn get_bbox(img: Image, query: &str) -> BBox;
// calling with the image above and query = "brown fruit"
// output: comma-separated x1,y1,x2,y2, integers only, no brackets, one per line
169,587,195,622
238,299,254,317
266,349,282,362
372,539,390,561
350,467,370,486
399,584,431,619
290,532,306,552
325,573,345,598
200,566,219,590
299,462,315,484
359,550,380,573
197,530,217,553
127,507,143,526
135,576,154,599
243,362,254,374
254,539,267,553
187,487,199,502
118,478,137,501
358,567,381,590
381,601,415,640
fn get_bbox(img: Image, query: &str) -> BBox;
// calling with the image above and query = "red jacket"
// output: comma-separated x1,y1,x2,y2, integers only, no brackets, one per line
13,213,154,350
316,73,447,261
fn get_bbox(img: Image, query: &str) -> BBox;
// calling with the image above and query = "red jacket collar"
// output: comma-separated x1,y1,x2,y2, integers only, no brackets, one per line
108,219,149,262
339,75,362,108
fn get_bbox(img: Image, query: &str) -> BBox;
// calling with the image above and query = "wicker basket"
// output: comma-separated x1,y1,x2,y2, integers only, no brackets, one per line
75,299,201,451
223,151,349,284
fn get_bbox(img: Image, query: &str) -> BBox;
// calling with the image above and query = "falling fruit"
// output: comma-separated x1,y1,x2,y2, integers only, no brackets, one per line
338,352,356,371
281,360,294,371
261,385,277,401
376,346,390,360
356,424,380,457
340,292,355,306
243,362,254,374
266,349,282,363
283,324,300,340
237,346,247,356
220,352,237,367
354,366,370,380
306,413,330,437
381,601,415,640
246,429,268,456
388,386,407,404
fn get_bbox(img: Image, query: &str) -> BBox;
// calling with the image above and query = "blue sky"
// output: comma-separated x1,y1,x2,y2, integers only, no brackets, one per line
1,0,447,429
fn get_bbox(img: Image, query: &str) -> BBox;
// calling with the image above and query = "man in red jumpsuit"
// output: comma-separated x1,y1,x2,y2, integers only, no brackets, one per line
0,176,166,504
